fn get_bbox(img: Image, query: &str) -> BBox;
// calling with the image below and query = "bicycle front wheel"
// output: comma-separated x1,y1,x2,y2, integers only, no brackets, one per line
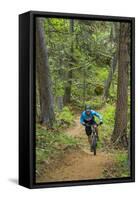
91,135,97,155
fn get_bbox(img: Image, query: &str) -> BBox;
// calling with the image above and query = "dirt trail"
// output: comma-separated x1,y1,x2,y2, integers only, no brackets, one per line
37,115,113,183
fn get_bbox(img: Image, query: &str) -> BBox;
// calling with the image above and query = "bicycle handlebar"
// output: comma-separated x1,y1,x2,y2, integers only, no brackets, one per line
83,122,103,127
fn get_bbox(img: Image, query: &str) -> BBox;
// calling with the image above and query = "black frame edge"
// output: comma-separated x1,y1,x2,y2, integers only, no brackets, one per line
19,12,32,188
29,10,135,21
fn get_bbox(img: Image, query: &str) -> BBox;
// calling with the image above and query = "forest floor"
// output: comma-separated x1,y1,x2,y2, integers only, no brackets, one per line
37,115,114,183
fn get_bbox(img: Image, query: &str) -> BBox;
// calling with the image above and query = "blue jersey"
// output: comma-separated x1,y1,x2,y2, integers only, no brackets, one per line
80,110,102,124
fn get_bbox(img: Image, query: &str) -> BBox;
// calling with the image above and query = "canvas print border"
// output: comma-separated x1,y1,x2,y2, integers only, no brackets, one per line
19,11,135,189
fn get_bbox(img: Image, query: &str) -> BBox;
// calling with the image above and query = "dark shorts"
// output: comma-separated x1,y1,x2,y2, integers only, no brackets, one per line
84,119,97,136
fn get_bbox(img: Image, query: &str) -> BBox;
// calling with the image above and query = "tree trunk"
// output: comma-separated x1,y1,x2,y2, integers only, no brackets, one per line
57,96,63,111
63,70,72,104
64,19,74,105
103,23,119,100
83,67,86,106
111,23,130,147
128,134,130,168
103,53,117,100
36,75,40,122
36,18,55,126
57,57,64,111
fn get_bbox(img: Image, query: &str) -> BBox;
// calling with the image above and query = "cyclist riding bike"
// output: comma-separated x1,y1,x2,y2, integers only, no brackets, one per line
80,105,103,149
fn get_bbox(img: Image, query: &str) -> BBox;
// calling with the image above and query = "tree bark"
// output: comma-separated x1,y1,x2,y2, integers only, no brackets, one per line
57,57,64,111
103,53,117,99
83,67,86,106
111,23,130,147
103,23,119,100
36,75,40,122
36,18,55,126
64,19,74,105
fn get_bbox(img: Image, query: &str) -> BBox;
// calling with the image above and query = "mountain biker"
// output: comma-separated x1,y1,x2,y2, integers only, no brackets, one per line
80,105,103,148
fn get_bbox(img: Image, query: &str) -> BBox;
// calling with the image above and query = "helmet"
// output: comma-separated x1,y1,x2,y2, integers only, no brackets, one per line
85,105,91,112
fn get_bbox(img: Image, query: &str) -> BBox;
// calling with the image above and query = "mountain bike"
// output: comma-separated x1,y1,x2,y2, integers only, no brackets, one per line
85,123,102,156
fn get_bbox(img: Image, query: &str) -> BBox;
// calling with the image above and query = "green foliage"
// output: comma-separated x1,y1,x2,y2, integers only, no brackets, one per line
102,151,130,178
103,103,115,125
94,85,104,95
36,125,79,174
54,81,64,96
114,152,130,177
85,97,104,110
95,67,108,81
96,103,115,148
43,18,117,111
115,152,128,165
56,106,74,125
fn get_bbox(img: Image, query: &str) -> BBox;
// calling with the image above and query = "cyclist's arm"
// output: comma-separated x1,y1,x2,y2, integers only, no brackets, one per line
93,111,103,122
80,112,85,124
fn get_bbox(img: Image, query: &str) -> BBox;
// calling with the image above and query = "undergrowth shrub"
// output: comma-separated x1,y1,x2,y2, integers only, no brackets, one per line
56,106,74,126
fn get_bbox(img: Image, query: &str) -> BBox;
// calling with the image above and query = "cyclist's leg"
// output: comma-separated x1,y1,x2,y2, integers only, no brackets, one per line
83,119,92,147
90,119,99,138
85,125,92,145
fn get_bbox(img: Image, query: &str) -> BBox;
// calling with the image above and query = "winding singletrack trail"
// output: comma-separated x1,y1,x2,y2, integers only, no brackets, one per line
37,115,113,183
